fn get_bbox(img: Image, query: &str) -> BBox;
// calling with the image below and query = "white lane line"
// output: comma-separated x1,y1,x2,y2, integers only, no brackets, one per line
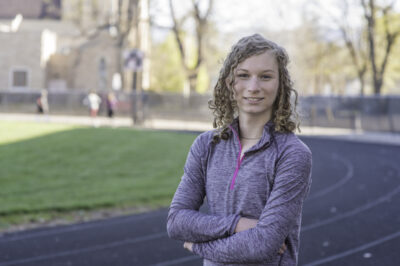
306,153,354,201
303,230,400,266
0,232,167,266
0,210,166,242
303,156,400,231
152,255,200,266
302,184,400,232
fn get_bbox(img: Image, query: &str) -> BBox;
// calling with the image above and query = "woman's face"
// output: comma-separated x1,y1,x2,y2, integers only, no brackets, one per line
232,51,279,120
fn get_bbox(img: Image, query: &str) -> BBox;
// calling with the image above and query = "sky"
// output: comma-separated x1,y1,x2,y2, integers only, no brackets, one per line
213,0,306,33
150,0,308,40
150,0,400,43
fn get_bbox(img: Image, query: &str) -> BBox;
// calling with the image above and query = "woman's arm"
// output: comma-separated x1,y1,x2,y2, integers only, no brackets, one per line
191,147,312,264
167,134,241,242
185,217,287,254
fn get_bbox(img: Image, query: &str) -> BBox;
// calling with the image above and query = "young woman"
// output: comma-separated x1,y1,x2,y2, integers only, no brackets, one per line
167,34,312,266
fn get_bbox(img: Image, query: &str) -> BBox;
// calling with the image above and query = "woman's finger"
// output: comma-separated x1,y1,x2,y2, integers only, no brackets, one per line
278,243,287,254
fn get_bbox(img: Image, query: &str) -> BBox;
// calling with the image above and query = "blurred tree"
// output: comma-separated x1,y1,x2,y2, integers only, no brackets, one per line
168,0,213,96
361,0,400,94
289,16,354,95
382,13,400,93
337,0,369,95
150,32,211,93
150,33,185,92
63,0,144,91
313,0,400,95
310,0,369,95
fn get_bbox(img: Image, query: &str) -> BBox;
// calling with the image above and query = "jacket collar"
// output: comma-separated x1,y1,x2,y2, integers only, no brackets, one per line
229,117,274,152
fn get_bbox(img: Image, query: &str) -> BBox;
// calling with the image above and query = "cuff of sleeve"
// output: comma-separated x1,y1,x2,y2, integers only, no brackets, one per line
229,214,241,235
192,243,201,256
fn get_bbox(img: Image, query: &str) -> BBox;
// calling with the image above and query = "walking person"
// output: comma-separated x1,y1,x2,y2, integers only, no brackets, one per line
167,34,312,265
36,89,49,122
106,92,118,127
86,90,102,127
106,92,118,118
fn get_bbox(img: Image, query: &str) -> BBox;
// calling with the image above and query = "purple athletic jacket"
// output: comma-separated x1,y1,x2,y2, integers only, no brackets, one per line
167,119,312,265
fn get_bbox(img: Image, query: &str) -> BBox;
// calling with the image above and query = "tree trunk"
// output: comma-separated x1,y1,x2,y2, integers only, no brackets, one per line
374,77,383,94
168,0,213,97
361,0,399,95
188,72,198,93
359,76,365,96
357,67,366,95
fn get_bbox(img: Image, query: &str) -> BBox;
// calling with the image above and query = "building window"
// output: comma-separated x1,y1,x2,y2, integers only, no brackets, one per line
11,69,29,89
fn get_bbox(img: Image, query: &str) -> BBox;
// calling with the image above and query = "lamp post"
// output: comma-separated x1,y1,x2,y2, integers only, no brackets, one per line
123,49,144,125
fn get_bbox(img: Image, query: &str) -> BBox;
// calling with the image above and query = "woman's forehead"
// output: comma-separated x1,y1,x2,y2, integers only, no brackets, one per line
236,51,278,72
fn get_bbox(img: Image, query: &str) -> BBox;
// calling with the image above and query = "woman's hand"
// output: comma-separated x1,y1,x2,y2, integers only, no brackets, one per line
183,242,194,252
184,217,286,255
278,243,287,255
235,217,287,255
234,217,258,233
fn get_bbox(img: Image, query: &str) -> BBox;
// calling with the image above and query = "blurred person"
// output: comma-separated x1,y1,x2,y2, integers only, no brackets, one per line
85,90,102,127
36,89,49,114
167,34,312,265
106,92,117,118
36,89,49,121
106,92,118,127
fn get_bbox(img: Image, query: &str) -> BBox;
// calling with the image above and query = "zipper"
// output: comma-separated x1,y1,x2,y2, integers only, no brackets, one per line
229,125,244,190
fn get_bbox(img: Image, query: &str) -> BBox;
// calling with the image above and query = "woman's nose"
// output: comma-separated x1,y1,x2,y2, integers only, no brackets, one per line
247,77,260,92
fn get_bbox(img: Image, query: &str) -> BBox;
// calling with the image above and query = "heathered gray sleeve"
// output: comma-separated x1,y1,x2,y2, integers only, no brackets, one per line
167,133,241,242
192,144,312,264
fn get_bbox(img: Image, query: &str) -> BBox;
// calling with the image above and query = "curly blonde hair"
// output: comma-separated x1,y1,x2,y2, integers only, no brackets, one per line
208,34,299,142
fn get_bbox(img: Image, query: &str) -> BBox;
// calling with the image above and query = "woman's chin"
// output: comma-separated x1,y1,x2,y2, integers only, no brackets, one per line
240,108,271,117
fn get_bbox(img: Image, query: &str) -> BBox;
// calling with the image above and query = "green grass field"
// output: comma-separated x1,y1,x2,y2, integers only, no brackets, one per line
0,121,197,230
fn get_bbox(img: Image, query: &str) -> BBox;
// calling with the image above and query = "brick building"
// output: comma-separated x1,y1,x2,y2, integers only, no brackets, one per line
0,0,149,92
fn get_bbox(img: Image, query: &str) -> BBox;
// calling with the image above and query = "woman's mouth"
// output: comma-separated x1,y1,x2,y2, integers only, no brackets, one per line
243,97,264,103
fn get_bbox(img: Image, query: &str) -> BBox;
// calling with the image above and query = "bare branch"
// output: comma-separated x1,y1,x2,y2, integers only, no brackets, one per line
379,4,400,78
169,0,187,68
166,0,214,93
205,0,213,19
192,0,203,68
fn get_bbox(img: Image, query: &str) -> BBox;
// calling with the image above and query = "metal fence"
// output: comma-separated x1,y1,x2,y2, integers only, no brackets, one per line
300,95,400,132
1,90,399,133
0,90,214,123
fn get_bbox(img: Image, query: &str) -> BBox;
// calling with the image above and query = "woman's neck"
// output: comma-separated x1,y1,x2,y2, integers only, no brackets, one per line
238,113,271,139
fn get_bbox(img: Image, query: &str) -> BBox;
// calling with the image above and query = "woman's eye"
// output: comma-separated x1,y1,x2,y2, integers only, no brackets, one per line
237,73,249,78
260,75,272,80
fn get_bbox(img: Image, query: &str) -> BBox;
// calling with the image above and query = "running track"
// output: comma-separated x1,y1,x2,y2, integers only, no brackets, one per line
0,136,399,266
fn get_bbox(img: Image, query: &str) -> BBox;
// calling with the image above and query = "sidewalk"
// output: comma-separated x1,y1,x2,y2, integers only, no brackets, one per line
1,113,400,145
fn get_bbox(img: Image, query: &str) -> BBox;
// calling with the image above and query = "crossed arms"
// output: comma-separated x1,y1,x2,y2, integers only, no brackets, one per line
167,137,312,264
